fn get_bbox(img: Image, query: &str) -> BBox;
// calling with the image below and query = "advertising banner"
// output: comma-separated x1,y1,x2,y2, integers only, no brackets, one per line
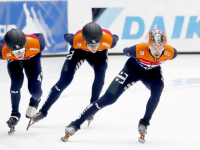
0,1,68,54
68,0,200,53
1,0,200,54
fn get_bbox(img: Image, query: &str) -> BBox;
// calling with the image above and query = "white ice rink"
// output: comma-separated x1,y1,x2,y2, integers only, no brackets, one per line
0,55,199,150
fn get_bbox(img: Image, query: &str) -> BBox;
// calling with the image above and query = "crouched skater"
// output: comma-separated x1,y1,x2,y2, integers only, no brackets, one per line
61,29,177,143
0,29,45,134
31,22,118,126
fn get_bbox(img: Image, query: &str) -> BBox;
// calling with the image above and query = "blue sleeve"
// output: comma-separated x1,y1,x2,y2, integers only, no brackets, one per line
172,48,177,59
64,33,74,47
123,45,137,58
0,39,4,59
111,34,119,48
33,33,45,51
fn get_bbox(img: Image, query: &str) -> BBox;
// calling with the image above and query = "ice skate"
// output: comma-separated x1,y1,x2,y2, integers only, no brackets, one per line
138,134,145,143
26,118,32,131
138,124,147,144
29,112,44,126
61,124,78,142
26,105,38,118
8,126,15,135
26,105,39,130
87,116,94,127
6,116,19,135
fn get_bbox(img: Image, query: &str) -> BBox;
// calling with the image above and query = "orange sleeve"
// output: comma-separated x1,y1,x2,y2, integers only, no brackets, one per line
98,29,113,50
73,31,87,49
162,45,175,60
73,29,114,51
1,45,14,60
24,35,41,59
1,35,41,60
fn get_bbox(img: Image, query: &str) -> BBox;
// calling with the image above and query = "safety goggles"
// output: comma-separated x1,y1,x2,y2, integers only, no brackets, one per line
87,43,100,48
149,46,165,52
12,47,25,54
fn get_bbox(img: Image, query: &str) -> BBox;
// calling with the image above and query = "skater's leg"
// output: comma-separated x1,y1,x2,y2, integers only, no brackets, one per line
140,68,164,126
87,50,108,103
7,61,24,119
70,66,140,129
24,54,43,118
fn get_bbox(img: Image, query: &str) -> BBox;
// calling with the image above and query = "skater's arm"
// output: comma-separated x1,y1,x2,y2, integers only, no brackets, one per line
111,34,119,48
0,39,4,59
64,34,74,47
123,45,137,58
172,48,177,59
32,33,45,51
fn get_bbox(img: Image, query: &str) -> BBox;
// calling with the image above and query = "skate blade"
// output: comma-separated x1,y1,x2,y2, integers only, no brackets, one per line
8,130,15,135
61,134,70,142
88,121,90,127
27,119,33,131
138,137,145,143
29,122,34,127
8,128,15,135
138,134,145,144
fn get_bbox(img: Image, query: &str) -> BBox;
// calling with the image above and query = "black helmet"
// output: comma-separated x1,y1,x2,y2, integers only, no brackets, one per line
4,29,26,51
82,22,102,44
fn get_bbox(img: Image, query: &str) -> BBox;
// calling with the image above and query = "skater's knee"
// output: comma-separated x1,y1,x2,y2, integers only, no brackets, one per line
57,73,74,88
97,92,118,107
53,81,69,92
11,80,23,90
150,82,164,96
95,71,106,81
29,85,42,100
32,92,42,100
93,78,105,88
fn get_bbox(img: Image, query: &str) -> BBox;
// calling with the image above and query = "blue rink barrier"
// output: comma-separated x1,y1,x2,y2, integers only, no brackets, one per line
0,1,68,54
173,77,200,86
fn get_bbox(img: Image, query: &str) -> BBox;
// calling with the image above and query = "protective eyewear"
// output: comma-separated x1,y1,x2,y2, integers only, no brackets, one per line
149,46,164,52
87,43,100,48
12,47,25,54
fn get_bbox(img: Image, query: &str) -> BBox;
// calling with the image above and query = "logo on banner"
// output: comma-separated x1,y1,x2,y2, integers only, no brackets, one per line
92,8,200,41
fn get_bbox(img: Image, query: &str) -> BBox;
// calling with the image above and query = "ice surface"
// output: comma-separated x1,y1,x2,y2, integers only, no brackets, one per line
0,55,199,150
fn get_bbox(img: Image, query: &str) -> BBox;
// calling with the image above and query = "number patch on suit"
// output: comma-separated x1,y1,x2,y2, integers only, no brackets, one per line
66,51,75,60
115,71,129,84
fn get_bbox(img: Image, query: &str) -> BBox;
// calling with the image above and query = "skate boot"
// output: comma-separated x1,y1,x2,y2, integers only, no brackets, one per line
138,124,147,144
29,112,45,126
61,123,78,142
87,116,94,127
26,103,40,130
26,98,41,118
26,104,38,118
6,116,19,135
